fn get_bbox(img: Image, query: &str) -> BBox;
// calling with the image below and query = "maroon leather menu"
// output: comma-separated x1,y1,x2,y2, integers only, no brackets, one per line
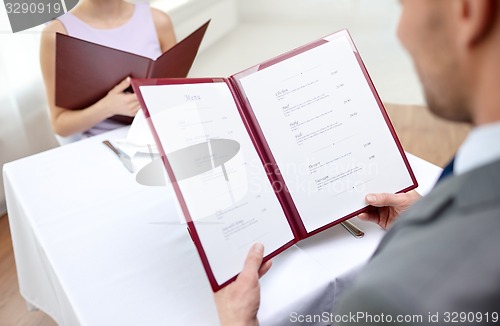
131,29,418,292
55,20,210,124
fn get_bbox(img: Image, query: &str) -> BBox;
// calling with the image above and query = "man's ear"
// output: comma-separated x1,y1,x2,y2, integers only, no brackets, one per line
455,0,497,47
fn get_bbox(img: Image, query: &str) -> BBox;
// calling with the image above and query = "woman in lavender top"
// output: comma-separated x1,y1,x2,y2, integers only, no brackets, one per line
40,0,176,138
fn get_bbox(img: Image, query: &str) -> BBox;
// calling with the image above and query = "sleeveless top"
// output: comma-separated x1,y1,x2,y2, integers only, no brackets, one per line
57,3,162,137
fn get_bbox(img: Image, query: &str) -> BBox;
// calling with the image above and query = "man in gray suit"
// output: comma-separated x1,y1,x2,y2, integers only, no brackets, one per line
214,0,500,324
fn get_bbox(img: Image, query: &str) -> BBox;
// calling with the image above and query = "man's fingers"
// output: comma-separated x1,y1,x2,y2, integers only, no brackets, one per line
358,212,378,223
258,260,272,278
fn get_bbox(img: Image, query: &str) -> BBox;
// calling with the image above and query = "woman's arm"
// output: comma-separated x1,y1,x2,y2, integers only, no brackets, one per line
40,20,139,137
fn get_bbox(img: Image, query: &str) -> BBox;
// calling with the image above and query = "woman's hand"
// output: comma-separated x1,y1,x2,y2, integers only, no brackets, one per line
100,77,140,117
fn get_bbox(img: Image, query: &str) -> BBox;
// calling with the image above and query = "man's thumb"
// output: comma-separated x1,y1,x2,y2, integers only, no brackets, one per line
242,243,265,275
366,193,406,207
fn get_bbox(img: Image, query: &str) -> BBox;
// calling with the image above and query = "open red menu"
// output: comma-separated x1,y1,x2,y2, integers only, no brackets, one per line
55,20,210,124
131,29,418,292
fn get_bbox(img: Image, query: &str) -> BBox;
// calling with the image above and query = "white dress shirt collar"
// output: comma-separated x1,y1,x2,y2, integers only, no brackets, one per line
455,121,500,175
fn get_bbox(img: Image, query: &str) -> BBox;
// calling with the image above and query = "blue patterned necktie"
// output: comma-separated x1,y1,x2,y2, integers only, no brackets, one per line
436,157,455,184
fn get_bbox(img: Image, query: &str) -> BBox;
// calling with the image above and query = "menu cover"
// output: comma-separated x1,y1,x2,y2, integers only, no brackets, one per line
55,20,210,124
131,29,418,291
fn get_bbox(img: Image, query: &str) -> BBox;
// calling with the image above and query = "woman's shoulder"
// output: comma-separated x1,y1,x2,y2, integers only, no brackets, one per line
150,7,173,31
149,6,176,51
40,19,68,50
42,19,67,35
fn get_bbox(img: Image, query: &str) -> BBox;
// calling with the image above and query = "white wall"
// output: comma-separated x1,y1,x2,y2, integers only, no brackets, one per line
152,0,238,54
239,0,395,24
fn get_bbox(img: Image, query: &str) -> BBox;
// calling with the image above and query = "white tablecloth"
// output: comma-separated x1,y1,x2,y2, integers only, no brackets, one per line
3,127,441,325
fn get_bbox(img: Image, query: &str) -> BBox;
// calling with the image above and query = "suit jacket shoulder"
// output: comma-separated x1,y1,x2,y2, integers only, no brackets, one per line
334,159,500,324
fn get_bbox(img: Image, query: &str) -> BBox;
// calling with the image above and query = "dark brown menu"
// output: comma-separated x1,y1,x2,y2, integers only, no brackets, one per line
55,20,210,124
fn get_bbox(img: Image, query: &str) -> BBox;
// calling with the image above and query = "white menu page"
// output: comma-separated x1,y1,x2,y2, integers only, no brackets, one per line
238,32,413,233
139,82,294,286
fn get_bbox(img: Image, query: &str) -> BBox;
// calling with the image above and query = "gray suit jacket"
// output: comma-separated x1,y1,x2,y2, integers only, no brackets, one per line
334,159,500,325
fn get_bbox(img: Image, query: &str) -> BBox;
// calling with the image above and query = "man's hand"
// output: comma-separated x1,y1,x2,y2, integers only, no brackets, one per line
358,190,421,229
214,243,272,326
